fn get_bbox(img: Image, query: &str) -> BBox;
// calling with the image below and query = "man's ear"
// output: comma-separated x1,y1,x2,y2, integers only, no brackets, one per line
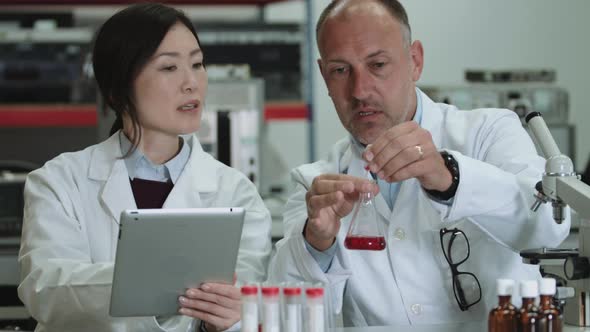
409,40,424,82
317,58,326,81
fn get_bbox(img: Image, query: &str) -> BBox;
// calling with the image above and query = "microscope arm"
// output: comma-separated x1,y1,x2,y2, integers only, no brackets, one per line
557,176,590,220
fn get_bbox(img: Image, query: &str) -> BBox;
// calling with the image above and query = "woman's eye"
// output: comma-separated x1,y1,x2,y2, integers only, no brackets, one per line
162,65,177,71
193,62,203,69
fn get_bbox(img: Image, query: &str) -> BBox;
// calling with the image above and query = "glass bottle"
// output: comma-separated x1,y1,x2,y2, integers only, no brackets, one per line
518,280,541,332
488,279,517,332
344,170,386,251
539,278,562,332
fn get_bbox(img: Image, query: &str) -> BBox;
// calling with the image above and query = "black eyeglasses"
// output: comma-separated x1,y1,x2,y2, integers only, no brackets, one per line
439,228,482,311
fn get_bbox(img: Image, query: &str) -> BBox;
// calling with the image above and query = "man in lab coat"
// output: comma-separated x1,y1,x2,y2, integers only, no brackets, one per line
268,0,570,326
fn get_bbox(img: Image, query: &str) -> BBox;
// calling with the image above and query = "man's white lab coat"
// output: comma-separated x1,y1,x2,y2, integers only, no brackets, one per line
268,91,569,326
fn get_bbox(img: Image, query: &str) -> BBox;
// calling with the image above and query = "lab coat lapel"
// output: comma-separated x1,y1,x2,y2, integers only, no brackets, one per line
418,89,444,148
162,135,217,209
88,133,137,256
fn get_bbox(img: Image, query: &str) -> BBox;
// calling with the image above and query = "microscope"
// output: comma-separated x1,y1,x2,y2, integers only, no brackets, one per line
520,111,590,326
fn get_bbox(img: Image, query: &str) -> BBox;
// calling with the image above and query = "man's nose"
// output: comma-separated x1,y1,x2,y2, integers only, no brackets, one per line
350,68,371,100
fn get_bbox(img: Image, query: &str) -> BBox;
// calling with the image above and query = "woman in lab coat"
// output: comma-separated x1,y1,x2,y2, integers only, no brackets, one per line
18,3,272,332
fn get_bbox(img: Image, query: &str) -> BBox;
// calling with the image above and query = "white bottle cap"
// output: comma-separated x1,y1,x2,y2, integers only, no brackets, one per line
496,279,514,296
520,280,539,298
539,278,556,295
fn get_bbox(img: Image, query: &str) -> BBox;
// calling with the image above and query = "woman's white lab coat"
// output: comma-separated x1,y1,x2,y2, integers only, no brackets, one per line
18,133,272,332
267,90,570,326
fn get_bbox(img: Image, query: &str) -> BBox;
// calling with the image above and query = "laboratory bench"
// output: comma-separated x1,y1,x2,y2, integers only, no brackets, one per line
1,325,590,332
332,324,590,331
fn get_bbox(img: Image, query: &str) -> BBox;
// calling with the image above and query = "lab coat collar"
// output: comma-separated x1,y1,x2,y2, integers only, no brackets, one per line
88,132,218,223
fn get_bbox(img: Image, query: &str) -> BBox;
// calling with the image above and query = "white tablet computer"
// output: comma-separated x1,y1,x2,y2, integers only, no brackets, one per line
109,208,245,317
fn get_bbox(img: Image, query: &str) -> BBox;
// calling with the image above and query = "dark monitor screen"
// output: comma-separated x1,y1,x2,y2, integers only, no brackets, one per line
0,181,24,220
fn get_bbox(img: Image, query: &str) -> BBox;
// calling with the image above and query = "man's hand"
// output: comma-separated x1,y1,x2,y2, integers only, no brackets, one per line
363,121,452,192
179,282,240,331
305,174,379,251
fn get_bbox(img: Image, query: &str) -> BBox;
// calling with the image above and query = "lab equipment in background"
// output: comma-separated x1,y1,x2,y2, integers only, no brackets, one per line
519,110,590,326
197,79,264,191
197,23,303,102
0,172,34,329
0,26,95,104
539,278,563,332
582,158,590,186
0,23,98,168
421,84,574,165
517,280,541,331
488,279,517,332
344,170,386,251
0,171,26,243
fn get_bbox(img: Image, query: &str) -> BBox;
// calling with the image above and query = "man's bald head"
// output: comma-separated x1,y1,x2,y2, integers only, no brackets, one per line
316,0,412,49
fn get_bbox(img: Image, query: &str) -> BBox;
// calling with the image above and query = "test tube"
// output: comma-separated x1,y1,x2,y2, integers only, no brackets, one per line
282,286,302,332
305,287,325,332
240,285,259,332
261,286,280,332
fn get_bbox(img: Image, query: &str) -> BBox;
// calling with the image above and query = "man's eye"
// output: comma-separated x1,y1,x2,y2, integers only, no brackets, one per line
373,62,385,69
332,67,347,74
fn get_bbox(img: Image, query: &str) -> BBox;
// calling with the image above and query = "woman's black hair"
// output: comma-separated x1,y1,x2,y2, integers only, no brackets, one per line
92,2,202,156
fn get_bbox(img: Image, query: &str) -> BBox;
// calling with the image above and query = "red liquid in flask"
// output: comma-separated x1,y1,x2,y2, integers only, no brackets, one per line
344,236,386,250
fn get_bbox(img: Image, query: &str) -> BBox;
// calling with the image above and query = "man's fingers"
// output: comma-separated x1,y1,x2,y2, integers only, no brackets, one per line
308,191,344,217
376,144,431,180
364,121,419,160
312,179,355,195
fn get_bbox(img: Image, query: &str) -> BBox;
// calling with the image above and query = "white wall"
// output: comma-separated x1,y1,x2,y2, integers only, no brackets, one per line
307,0,590,170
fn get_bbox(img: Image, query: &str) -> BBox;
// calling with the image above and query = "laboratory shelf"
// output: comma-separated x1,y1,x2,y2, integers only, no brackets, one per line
0,102,307,127
0,0,289,5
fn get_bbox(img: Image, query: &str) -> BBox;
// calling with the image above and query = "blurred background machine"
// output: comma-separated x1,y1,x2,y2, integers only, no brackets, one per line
421,84,574,167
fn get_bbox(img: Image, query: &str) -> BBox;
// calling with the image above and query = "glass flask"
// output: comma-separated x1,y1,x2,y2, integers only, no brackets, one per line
344,172,386,251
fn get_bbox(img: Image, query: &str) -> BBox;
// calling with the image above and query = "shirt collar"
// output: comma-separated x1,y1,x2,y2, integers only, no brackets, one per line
119,132,190,184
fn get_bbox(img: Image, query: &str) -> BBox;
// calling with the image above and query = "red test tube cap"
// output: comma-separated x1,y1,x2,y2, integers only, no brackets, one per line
283,287,302,296
305,287,324,298
241,285,258,295
261,286,280,296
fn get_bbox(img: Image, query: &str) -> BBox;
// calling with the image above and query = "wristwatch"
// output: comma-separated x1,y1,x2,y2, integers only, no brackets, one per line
199,321,209,332
424,151,460,201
